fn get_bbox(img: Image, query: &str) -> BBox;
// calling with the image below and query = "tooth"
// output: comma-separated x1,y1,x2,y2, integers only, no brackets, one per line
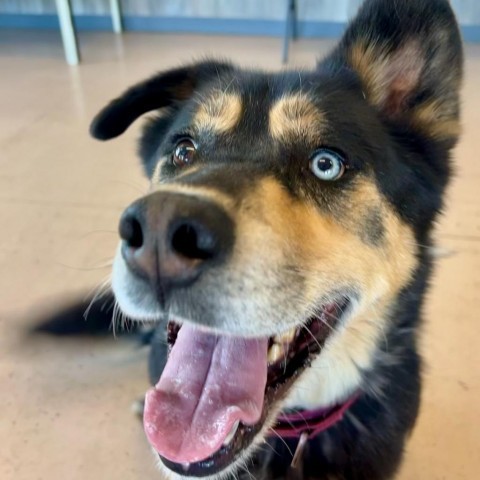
274,328,296,344
223,420,239,446
268,343,284,364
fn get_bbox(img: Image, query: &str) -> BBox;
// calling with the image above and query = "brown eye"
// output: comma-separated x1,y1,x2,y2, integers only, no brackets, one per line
172,138,196,168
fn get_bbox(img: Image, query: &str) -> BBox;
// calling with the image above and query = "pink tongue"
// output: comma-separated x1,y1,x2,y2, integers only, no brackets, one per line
143,324,268,464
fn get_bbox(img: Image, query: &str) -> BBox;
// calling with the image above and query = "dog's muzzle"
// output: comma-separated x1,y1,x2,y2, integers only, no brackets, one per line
118,191,235,306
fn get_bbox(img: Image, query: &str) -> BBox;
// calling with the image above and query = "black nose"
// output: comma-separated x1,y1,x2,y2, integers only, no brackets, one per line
119,192,234,298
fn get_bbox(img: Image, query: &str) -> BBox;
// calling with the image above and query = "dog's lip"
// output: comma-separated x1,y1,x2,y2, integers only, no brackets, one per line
155,295,352,477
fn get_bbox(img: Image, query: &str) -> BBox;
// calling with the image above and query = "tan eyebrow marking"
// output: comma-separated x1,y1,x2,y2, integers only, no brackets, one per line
194,91,242,133
269,93,325,141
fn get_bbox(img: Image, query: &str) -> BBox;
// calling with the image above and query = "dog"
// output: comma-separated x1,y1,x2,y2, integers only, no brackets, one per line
37,0,463,478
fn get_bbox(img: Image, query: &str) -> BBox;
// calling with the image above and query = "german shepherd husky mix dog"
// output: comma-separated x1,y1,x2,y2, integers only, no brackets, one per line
60,0,464,478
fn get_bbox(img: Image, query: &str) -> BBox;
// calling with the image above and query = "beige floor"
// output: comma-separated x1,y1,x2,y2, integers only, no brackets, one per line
0,29,478,480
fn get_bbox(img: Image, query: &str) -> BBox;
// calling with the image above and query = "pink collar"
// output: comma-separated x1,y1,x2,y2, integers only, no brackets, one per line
268,393,360,440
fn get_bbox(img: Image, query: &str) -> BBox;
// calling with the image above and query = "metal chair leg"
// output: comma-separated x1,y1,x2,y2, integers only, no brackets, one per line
110,0,123,34
55,0,80,65
291,0,298,40
282,0,298,64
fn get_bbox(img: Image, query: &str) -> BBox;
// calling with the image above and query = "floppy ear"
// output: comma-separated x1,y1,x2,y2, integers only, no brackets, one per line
324,0,463,142
90,60,233,141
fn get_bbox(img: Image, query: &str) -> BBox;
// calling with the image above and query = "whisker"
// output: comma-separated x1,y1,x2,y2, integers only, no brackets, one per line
111,300,129,338
301,324,323,352
111,301,119,338
77,230,118,240
109,179,146,194
257,441,282,458
55,258,113,272
238,461,254,480
221,76,236,95
268,428,295,458
83,276,112,321
307,305,337,331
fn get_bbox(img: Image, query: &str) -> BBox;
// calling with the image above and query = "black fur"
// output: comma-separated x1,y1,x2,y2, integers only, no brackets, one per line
37,1,462,479
31,293,118,336
90,60,233,141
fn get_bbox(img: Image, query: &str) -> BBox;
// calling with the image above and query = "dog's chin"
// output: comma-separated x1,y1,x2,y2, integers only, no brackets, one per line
112,252,355,478
154,417,279,480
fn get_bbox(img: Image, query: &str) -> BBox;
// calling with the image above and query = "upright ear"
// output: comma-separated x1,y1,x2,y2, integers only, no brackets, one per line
324,0,463,142
90,60,233,141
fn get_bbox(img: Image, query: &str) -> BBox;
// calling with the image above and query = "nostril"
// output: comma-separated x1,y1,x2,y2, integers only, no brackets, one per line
171,223,216,260
120,215,144,249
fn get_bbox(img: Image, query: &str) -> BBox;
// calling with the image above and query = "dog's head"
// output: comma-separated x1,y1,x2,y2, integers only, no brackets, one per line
91,0,462,477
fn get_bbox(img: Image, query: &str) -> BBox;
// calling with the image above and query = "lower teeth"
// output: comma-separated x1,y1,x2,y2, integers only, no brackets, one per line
222,420,240,446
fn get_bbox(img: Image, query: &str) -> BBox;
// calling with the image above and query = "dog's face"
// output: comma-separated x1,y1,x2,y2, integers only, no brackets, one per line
91,0,462,477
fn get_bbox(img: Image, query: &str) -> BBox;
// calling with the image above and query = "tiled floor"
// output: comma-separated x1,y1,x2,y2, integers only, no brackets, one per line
0,30,478,480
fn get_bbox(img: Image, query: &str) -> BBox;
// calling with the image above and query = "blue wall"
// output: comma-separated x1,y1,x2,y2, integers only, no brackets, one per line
0,14,479,43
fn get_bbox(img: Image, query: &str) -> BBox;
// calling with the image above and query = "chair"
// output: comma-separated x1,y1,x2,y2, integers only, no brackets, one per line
55,0,122,65
282,0,298,63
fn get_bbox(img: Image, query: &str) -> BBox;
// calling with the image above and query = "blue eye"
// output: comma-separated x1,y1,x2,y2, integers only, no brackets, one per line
310,149,346,181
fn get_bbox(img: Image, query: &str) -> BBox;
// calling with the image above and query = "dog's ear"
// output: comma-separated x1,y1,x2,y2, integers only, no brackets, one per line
325,0,463,141
90,60,233,140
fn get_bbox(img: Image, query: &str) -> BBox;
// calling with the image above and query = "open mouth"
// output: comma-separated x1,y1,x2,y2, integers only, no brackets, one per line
143,296,351,477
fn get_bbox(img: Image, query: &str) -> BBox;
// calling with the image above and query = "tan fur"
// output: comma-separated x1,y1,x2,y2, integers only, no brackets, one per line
194,91,242,133
269,93,325,142
115,170,417,405
412,99,462,140
232,177,417,407
247,177,416,302
349,40,460,140
331,177,384,243
349,41,423,113
151,159,209,187
151,182,235,212
150,157,236,210
150,156,168,185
